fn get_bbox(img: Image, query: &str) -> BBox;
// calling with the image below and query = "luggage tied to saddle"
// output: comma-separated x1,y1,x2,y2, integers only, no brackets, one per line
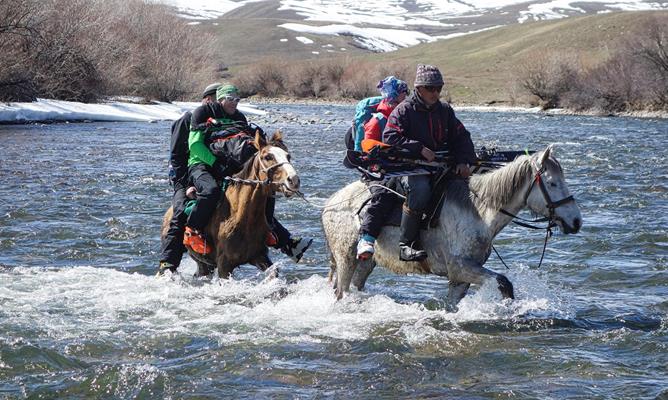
347,139,534,229
183,120,267,216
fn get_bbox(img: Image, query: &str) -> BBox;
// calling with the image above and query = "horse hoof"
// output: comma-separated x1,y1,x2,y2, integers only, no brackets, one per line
496,275,515,299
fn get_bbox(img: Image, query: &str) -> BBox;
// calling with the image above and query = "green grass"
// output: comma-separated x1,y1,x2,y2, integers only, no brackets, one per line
367,11,667,105
218,10,666,105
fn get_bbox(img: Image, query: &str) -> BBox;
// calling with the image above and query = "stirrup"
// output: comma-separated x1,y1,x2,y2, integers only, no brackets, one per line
399,242,427,262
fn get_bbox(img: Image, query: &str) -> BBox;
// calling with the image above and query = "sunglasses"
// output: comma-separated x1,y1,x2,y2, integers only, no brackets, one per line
422,85,442,93
223,96,240,103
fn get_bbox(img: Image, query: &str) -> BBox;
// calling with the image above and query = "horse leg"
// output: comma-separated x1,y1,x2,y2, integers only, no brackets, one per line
333,246,357,300
250,252,278,280
189,251,216,277
446,281,471,311
449,258,515,301
351,259,376,291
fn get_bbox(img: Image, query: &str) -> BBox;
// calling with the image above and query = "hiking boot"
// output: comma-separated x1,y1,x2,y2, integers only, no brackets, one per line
156,261,177,276
282,237,313,263
399,208,428,262
183,227,212,255
356,238,375,260
399,242,427,262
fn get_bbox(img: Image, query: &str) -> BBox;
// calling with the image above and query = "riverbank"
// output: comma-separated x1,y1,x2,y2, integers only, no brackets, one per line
1,97,665,124
248,96,668,119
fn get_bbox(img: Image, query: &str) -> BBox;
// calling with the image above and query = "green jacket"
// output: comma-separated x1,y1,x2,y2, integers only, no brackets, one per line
187,102,248,167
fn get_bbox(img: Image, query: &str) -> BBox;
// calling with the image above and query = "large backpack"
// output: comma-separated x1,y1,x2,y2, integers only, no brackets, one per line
346,96,383,151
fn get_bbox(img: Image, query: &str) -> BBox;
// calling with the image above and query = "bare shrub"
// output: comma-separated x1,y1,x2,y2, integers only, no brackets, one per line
0,0,40,101
288,62,328,98
0,0,216,102
105,1,215,102
517,50,579,109
234,61,288,97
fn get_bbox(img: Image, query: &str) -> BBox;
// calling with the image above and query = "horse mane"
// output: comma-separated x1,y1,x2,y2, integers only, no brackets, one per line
234,152,260,180
466,155,534,212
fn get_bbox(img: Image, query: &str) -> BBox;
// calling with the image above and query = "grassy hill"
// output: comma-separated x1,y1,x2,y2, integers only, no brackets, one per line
219,10,666,106
368,11,668,105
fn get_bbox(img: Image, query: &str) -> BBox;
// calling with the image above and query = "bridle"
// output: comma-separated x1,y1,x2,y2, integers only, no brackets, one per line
523,158,575,223
223,147,294,192
495,157,576,269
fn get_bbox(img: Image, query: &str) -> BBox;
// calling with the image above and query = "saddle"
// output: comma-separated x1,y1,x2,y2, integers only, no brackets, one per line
358,170,455,230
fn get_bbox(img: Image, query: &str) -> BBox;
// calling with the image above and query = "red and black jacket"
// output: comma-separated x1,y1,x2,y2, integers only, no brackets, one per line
382,92,476,165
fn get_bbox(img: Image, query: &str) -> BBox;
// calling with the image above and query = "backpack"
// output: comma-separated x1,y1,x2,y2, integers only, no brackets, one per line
347,96,383,151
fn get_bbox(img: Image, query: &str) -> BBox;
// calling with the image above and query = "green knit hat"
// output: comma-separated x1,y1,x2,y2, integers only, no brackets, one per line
216,84,239,100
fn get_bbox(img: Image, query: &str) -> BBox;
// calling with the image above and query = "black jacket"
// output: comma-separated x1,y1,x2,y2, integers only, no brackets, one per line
169,111,192,187
382,92,476,165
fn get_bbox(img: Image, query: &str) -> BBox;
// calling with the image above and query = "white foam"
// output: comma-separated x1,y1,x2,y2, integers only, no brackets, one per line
1,259,571,347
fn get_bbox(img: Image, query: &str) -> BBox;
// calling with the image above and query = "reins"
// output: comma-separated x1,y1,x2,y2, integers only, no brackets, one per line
223,152,290,187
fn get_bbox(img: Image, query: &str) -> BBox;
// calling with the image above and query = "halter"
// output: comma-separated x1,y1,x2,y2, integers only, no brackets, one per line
224,149,292,190
495,157,575,269
524,158,575,223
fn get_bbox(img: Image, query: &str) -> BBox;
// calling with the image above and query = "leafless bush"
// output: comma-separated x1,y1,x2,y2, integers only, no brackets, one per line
518,15,668,112
107,1,215,101
0,0,40,100
233,57,415,100
234,61,288,97
517,51,580,109
0,0,216,102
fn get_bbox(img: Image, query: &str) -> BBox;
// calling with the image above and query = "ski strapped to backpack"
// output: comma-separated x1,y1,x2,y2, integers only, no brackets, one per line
343,139,534,180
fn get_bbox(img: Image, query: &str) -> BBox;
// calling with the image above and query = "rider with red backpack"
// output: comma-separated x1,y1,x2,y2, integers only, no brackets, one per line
355,77,409,260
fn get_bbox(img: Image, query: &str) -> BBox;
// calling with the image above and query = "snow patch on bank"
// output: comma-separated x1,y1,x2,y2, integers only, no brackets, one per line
0,99,266,123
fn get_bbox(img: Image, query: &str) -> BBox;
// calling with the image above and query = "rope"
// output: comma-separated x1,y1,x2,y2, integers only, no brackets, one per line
295,181,407,210
294,187,368,210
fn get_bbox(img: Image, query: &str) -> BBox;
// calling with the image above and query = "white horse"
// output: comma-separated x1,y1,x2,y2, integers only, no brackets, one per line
322,146,582,308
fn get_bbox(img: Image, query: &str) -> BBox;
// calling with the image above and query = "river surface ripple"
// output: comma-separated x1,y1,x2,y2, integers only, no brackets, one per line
0,105,666,399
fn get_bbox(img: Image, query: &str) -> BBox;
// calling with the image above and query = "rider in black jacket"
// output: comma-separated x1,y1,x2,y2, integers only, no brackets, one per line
158,83,220,274
383,64,476,262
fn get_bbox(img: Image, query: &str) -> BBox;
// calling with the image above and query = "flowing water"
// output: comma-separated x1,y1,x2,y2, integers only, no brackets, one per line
0,105,666,399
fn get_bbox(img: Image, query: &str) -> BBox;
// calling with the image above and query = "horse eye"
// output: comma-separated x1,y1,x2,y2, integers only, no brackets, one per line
264,154,274,161
549,182,557,188
287,154,292,162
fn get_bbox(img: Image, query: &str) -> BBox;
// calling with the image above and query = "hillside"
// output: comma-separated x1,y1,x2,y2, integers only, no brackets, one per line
366,11,668,105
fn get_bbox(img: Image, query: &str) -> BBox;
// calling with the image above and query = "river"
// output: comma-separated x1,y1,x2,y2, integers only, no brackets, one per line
0,104,666,399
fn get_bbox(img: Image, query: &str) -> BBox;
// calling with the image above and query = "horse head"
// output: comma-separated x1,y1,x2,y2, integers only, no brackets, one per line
525,145,582,234
253,130,300,197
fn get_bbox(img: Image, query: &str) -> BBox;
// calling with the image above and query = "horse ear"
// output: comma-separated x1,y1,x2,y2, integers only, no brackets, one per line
253,130,267,150
539,145,553,166
270,130,283,143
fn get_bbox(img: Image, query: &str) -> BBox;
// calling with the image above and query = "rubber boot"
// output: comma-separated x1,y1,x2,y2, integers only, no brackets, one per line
399,208,427,262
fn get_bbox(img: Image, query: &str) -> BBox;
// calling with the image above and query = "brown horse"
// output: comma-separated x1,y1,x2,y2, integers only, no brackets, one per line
161,131,300,278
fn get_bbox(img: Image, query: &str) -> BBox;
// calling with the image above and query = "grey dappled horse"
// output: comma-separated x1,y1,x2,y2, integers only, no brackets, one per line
322,146,582,308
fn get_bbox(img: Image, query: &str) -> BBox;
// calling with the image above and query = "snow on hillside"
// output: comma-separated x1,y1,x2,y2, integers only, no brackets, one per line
161,0,666,51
